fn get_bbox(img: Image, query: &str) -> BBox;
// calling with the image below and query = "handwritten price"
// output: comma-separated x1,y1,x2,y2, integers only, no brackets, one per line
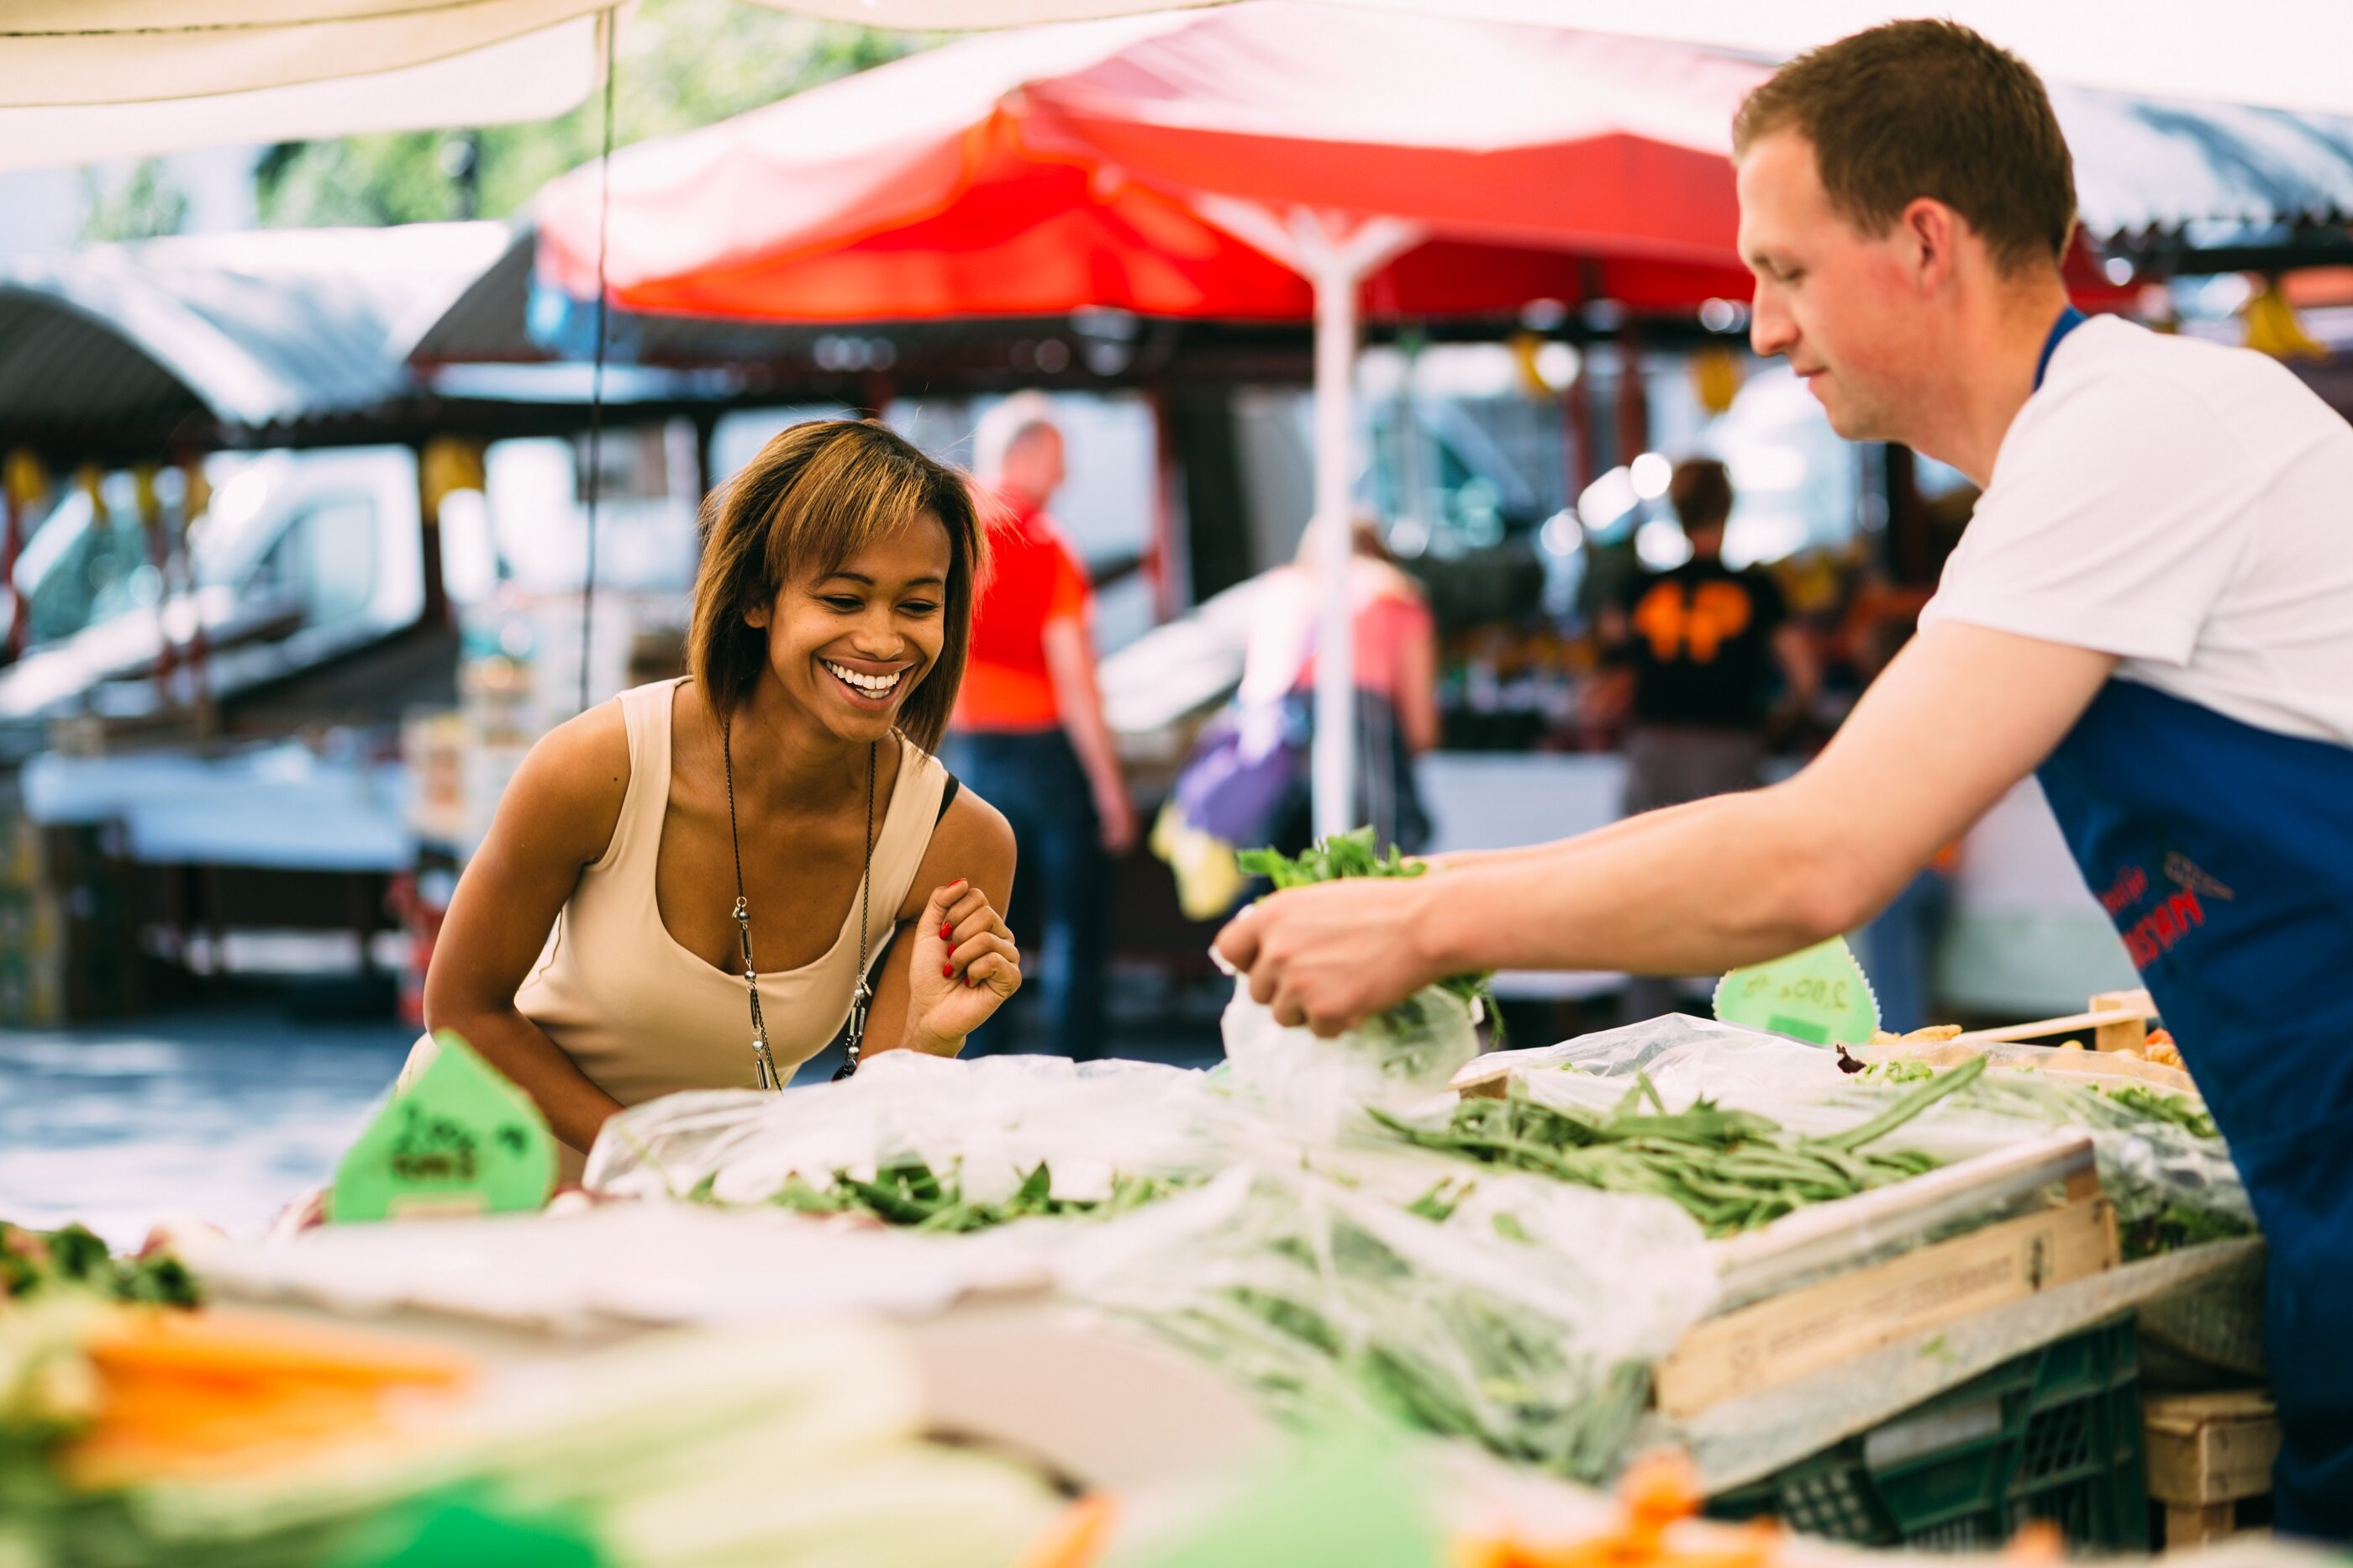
1732,973,1854,1011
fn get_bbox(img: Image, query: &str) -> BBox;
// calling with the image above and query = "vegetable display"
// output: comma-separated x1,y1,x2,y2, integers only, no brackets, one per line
1075,1167,1709,1487
4,1317,1070,1568
3,1225,198,1311
725,1160,1187,1232
2104,1083,2219,1140
1205,1225,1652,1485
1367,1057,1983,1237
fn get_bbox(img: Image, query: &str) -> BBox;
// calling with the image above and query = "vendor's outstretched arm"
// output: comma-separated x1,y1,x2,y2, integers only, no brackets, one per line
1217,624,2114,1034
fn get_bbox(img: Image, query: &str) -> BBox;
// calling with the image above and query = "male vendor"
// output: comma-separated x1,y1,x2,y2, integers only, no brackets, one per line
1217,20,2353,1536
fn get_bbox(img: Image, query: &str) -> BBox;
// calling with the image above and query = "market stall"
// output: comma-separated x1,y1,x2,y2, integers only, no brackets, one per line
6,5,2345,1564
2,863,2297,1564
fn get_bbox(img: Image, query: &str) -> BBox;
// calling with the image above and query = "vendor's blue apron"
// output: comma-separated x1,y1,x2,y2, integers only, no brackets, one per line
2028,307,2353,1539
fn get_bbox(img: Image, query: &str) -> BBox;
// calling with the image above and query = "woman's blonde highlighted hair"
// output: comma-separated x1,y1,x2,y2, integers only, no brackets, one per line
688,419,987,753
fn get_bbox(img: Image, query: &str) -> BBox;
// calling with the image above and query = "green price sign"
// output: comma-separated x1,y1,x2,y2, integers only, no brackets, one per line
329,1031,555,1223
1713,935,1882,1045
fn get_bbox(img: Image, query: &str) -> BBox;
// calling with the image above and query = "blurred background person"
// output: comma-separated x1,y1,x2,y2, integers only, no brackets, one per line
1156,515,1438,922
1250,518,1440,859
1602,457,1819,1020
1840,565,1964,1033
947,393,1134,1060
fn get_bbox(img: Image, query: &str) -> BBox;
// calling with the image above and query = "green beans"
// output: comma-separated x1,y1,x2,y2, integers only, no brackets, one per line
1811,1052,1986,1151
1204,1213,1657,1484
1369,1059,1978,1238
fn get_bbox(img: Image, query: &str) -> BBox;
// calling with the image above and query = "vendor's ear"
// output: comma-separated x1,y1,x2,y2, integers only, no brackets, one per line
745,599,771,629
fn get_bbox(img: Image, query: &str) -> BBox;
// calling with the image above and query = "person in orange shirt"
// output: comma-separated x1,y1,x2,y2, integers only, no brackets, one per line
946,395,1135,1060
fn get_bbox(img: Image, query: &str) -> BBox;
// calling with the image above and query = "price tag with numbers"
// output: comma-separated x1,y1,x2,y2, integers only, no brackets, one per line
1712,935,1881,1045
329,1031,555,1223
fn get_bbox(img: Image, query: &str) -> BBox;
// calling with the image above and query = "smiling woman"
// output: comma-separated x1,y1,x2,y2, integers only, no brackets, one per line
413,420,1022,1179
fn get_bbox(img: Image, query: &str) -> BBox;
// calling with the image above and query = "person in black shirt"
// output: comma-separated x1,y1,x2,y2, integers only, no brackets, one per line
1603,458,1818,1020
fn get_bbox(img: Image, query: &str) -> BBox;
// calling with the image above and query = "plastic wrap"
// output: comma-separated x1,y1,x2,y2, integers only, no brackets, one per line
1480,1015,2252,1252
1057,1156,1716,1485
1219,979,1479,1142
582,1051,1233,1209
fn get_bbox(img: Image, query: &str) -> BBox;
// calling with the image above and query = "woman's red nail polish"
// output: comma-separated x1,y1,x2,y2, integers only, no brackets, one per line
941,963,955,978
940,923,952,939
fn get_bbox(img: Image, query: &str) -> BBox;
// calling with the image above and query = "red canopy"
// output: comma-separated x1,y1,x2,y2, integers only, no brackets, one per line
534,1,2129,324
535,4,1766,322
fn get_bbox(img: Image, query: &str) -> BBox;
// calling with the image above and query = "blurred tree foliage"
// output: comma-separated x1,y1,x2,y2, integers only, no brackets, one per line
82,159,191,241
254,0,926,228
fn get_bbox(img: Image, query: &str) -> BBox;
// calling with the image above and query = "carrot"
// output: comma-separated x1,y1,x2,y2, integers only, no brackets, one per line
60,1306,475,1488
1016,1493,1119,1568
86,1307,471,1388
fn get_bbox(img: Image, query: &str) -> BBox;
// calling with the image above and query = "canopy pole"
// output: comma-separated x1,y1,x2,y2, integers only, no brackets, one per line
1307,245,1358,843
579,7,618,716
1290,211,1422,844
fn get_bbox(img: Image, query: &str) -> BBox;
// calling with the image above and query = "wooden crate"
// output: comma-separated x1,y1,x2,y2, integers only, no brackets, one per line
2145,1389,2278,1548
1656,1136,2120,1418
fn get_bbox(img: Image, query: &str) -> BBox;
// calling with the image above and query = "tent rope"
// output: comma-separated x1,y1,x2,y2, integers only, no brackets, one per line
580,5,617,714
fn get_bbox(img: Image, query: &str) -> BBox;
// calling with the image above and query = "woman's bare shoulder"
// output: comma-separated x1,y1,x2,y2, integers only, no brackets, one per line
492,699,634,866
899,773,1015,917
937,781,1013,858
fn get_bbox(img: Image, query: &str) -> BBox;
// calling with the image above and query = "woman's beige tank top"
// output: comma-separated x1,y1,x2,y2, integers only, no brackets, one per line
405,676,947,1180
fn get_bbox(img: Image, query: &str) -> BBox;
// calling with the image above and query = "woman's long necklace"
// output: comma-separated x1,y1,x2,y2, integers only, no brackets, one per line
721,719,877,1088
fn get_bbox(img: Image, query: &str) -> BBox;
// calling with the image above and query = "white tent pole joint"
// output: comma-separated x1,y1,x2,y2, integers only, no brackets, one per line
1287,208,1421,844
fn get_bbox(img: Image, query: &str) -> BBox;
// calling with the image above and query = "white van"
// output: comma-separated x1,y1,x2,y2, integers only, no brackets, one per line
0,447,422,723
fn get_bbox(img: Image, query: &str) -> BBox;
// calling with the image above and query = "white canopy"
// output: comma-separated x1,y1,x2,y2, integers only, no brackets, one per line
8,2,2353,113
4,1,2347,164
0,17,606,175
0,1,1219,107
0,1,1226,169
1346,0,2353,117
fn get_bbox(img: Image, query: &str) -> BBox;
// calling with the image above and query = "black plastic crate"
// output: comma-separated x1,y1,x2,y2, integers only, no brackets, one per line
1708,1315,2147,1551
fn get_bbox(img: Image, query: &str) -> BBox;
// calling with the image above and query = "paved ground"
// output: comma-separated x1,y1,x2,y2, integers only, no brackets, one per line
1,996,1224,1248
0,1007,416,1247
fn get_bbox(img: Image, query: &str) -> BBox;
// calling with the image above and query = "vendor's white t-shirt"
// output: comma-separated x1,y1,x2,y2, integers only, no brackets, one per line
1920,315,2353,745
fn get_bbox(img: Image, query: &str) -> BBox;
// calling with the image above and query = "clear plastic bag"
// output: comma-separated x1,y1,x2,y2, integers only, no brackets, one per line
1218,978,1480,1142
1057,1155,1715,1485
583,1051,1233,1209
1482,1014,2252,1251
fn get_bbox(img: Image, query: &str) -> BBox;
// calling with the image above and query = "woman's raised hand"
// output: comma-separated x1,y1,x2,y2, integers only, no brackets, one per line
906,879,1022,1054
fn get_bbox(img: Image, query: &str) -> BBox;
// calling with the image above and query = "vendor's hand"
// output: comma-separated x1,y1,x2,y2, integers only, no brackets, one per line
1213,876,1437,1037
906,879,1021,1054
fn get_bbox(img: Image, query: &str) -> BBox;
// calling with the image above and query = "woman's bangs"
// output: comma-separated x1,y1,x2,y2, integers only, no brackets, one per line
767,445,945,587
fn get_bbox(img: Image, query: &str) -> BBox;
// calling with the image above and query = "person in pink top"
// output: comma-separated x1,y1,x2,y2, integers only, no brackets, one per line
1234,518,1440,855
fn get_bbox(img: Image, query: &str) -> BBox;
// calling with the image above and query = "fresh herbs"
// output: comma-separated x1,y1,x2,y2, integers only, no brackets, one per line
2105,1083,2219,1139
1237,828,1497,1024
1,1223,197,1310
1370,1057,1986,1238
1238,827,1423,892
713,1160,1185,1233
1862,1058,1938,1084
2123,1202,2250,1260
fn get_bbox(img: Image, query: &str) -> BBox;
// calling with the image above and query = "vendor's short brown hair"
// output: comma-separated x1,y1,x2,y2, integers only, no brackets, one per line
689,419,987,752
1670,459,1734,531
1733,19,2077,276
